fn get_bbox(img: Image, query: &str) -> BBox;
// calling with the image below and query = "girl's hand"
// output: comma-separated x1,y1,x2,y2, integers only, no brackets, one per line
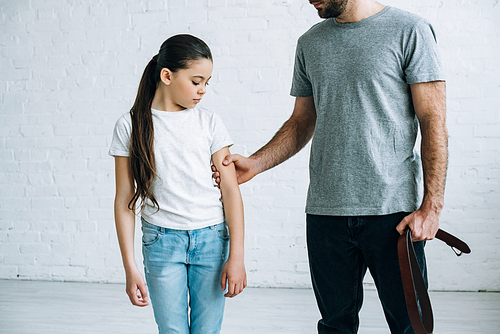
220,257,247,298
125,267,149,307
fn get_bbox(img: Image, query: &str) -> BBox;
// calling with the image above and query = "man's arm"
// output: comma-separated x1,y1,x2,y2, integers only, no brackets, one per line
219,96,316,184
396,81,448,241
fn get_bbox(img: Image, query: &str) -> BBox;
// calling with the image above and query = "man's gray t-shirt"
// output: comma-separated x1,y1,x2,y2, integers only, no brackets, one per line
290,6,444,216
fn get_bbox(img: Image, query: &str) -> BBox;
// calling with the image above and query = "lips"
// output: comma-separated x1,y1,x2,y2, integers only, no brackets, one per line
310,2,321,8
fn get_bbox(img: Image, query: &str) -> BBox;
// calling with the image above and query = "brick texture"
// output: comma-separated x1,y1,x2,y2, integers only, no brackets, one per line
0,0,499,291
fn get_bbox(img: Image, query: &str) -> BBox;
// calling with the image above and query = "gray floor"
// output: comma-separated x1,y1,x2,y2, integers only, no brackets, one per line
0,280,498,333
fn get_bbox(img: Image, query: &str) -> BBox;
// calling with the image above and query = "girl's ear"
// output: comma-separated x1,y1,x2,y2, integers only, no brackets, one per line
159,68,173,85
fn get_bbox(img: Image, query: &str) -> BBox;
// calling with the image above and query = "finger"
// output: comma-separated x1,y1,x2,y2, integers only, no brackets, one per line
411,223,424,241
238,280,246,296
220,272,227,292
212,171,221,188
427,225,439,240
129,287,148,307
211,165,216,172
135,294,149,307
411,230,425,242
235,282,244,296
127,287,141,306
228,281,235,297
138,283,149,305
223,154,238,166
395,217,410,235
127,290,136,305
230,286,240,297
225,281,235,297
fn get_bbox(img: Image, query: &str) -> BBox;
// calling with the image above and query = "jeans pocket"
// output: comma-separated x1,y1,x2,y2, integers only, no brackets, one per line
142,222,160,247
216,222,229,241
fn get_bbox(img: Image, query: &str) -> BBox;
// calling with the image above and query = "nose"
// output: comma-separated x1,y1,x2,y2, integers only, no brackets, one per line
198,84,206,95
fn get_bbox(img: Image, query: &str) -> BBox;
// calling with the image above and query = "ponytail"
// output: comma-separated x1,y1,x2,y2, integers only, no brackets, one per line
128,35,212,213
128,55,160,212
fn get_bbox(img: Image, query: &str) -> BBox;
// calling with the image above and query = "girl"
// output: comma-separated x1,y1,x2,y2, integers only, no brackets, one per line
109,34,246,334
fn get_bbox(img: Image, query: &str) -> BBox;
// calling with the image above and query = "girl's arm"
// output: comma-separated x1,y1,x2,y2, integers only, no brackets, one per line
114,156,149,307
212,147,247,298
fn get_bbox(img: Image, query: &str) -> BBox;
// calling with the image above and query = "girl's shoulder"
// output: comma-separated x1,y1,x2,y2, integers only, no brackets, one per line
194,105,215,116
115,112,132,126
112,112,132,135
192,106,224,125
195,106,226,120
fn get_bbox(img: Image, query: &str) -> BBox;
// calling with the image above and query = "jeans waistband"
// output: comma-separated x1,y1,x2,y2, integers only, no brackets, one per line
141,217,225,233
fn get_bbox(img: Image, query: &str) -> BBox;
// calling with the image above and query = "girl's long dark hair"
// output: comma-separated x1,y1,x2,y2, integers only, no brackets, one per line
128,34,213,212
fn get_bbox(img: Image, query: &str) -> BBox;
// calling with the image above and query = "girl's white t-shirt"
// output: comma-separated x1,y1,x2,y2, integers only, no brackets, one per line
109,107,233,230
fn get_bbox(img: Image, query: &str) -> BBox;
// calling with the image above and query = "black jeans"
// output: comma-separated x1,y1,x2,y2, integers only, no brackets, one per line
306,212,427,334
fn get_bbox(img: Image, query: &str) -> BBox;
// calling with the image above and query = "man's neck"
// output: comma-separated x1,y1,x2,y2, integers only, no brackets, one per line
335,0,386,24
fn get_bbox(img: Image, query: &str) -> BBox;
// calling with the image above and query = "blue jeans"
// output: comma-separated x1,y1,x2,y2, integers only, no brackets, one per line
141,218,229,334
306,212,427,334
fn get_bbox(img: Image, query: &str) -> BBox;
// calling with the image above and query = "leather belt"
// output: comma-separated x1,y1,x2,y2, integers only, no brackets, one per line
397,229,471,334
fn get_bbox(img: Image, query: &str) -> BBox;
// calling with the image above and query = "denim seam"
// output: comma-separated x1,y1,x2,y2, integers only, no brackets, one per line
142,229,161,247
351,249,359,334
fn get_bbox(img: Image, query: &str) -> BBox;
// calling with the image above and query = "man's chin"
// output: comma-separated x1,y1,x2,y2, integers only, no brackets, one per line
316,7,335,19
317,10,331,19
316,9,326,18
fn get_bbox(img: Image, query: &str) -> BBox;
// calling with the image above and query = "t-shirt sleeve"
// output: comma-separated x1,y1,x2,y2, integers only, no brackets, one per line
210,113,234,154
108,114,132,157
290,41,313,97
404,19,445,84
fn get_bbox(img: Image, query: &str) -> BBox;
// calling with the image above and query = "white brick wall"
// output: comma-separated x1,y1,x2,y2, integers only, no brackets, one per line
1,0,499,291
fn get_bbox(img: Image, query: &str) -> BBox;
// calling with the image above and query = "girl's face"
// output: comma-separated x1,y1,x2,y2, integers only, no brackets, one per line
164,58,213,111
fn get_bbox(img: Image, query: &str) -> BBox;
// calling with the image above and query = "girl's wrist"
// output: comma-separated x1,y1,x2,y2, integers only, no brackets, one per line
123,260,139,273
228,249,244,261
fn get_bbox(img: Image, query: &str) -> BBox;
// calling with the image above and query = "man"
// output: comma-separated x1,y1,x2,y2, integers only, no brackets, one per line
215,0,447,332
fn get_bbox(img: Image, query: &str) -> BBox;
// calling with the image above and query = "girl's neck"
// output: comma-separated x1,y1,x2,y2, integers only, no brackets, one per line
151,87,186,112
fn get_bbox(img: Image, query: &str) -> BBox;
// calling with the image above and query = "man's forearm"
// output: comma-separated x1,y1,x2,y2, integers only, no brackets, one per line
250,96,316,174
413,81,448,210
396,81,447,239
420,119,448,209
